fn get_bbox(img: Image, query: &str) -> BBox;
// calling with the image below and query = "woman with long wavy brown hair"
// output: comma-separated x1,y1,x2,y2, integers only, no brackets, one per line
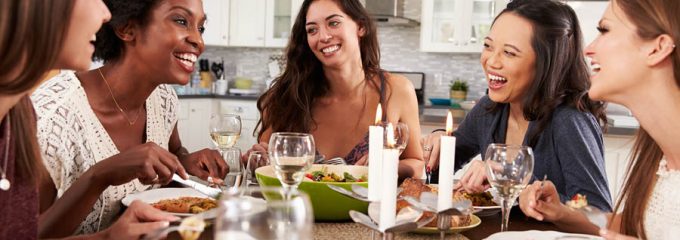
1,0,180,239
250,0,424,178
520,0,680,239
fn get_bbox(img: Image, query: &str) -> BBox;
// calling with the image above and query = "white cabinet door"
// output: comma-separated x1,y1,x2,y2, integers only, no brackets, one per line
202,0,229,46
567,1,608,47
421,0,506,53
229,0,266,46
178,99,214,152
264,0,299,47
603,135,635,202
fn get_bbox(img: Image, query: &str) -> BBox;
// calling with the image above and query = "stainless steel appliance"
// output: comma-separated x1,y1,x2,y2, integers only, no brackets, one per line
389,71,425,105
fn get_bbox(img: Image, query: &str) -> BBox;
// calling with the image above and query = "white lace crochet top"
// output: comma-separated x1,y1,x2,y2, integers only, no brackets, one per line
643,159,680,240
31,71,178,234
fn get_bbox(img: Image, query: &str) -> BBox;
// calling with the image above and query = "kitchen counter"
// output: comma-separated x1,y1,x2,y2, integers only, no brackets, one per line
177,94,259,101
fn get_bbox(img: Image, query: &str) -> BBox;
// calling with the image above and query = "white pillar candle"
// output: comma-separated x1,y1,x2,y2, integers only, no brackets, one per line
368,104,384,201
437,111,456,211
379,123,399,231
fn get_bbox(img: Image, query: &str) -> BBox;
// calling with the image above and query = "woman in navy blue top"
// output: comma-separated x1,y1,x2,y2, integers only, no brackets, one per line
423,0,612,211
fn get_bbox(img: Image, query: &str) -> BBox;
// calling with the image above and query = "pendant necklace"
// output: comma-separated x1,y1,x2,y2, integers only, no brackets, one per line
1,113,11,191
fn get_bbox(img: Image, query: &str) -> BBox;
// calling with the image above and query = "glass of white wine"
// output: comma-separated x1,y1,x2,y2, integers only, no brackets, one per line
209,114,241,151
484,144,534,232
268,132,315,195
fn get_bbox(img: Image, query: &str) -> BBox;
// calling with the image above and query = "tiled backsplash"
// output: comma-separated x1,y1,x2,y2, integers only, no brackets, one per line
200,25,488,102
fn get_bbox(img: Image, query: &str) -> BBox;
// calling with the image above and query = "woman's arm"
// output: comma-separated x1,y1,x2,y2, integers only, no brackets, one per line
553,110,613,211
169,125,228,180
386,74,424,179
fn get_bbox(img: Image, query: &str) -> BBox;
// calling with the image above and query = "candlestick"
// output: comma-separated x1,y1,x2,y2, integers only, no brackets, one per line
437,111,456,211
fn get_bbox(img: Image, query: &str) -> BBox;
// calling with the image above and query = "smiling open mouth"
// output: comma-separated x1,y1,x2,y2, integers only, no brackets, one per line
321,44,340,55
174,53,197,69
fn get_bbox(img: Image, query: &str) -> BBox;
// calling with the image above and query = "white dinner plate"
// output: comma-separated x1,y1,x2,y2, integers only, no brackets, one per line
122,188,215,217
485,230,603,240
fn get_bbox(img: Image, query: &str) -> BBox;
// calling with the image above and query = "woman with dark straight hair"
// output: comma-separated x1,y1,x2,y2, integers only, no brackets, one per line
1,0,179,239
520,0,680,239
422,0,612,211
250,0,424,178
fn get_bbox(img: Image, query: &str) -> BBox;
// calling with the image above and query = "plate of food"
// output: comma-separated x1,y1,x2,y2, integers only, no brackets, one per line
397,178,483,234
122,188,218,217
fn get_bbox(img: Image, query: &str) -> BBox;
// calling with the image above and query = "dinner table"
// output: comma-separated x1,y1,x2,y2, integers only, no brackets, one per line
167,206,559,240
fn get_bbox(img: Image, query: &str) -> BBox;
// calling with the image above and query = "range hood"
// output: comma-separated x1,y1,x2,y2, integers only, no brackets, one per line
364,0,420,27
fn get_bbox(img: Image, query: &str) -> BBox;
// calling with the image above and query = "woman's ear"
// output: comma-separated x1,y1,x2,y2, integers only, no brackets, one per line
645,34,675,66
114,21,137,42
357,23,366,38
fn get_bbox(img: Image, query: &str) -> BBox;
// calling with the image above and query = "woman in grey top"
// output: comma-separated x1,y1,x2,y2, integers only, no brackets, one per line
423,0,612,211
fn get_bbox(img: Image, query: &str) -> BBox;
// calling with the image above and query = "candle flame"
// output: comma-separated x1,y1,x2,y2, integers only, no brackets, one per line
446,111,453,135
375,104,383,125
385,122,396,147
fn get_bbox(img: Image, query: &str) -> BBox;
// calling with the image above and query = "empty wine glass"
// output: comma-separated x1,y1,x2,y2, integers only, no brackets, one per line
214,187,313,240
393,122,409,154
223,148,243,188
209,114,242,151
244,151,269,186
484,144,534,232
268,132,315,194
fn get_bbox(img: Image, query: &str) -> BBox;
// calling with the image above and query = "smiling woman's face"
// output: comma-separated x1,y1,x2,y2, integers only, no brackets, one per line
305,0,364,69
56,0,110,71
584,2,649,103
480,12,536,104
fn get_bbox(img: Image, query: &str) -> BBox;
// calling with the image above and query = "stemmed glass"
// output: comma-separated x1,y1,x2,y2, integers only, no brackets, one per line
391,122,409,154
209,114,242,151
268,132,315,195
484,144,534,232
243,151,269,187
214,187,313,240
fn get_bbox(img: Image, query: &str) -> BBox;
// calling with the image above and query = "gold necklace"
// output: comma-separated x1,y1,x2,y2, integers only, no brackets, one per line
97,69,143,126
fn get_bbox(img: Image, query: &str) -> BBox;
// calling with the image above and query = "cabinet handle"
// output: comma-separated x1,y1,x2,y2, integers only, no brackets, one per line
191,109,196,112
236,107,244,113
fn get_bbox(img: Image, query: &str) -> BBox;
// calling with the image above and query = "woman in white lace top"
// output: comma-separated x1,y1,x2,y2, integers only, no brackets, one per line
31,0,227,236
518,0,680,239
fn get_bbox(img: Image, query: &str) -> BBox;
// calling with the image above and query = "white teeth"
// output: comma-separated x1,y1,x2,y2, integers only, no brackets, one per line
322,45,339,53
91,35,96,42
488,74,507,81
174,53,198,63
591,63,601,71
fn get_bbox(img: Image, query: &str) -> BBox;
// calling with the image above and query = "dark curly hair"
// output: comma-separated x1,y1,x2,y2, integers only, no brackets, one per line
489,0,607,147
93,0,161,62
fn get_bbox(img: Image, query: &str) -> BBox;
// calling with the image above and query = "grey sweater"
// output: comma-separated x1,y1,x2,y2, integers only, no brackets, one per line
432,96,613,211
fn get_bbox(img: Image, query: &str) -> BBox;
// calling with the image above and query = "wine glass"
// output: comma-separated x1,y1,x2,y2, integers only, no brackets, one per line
214,187,313,240
380,122,409,154
244,151,269,186
222,148,243,188
484,144,534,232
209,114,242,151
268,132,315,194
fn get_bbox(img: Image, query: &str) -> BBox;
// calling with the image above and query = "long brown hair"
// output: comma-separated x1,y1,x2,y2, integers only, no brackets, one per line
490,0,607,147
0,0,75,183
256,0,382,140
611,0,680,238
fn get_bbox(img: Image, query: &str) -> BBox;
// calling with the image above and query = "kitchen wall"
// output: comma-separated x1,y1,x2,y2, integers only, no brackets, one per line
200,25,488,102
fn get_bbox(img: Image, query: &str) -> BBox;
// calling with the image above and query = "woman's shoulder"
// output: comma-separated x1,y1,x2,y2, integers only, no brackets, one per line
31,71,84,116
383,72,415,93
551,104,598,124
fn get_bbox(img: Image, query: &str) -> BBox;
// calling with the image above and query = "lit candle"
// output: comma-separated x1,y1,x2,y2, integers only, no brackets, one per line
379,123,399,231
437,111,456,211
368,104,384,201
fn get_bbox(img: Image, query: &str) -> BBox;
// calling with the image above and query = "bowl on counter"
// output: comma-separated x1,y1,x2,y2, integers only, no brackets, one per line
460,100,476,111
255,164,369,221
429,98,452,106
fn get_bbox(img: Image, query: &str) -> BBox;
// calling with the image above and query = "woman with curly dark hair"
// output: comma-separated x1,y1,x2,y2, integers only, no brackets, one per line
248,0,424,178
422,0,612,211
31,0,226,235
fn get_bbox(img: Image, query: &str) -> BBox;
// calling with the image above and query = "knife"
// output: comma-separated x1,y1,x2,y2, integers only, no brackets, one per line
172,174,222,199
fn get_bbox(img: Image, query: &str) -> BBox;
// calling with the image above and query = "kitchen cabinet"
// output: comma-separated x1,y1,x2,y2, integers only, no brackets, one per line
178,99,215,152
202,0,230,47
603,135,635,202
229,0,302,48
420,0,507,53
